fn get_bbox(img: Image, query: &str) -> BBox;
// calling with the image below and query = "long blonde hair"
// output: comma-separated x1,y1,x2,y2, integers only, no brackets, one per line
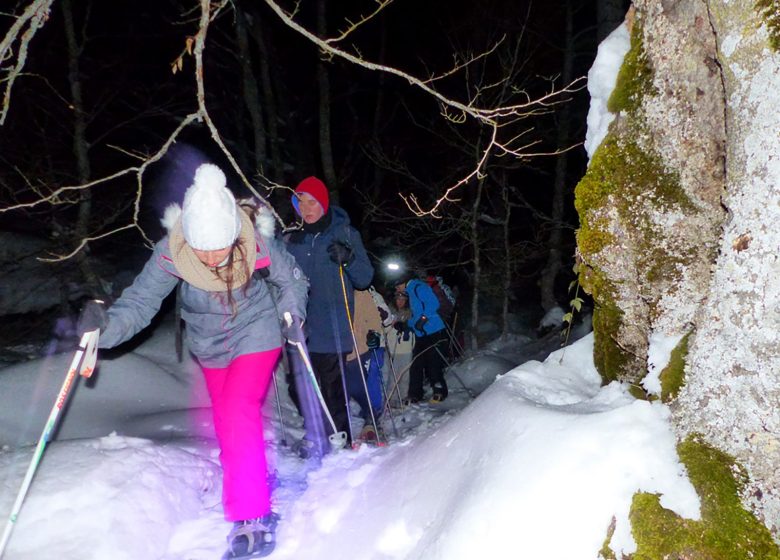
213,237,251,316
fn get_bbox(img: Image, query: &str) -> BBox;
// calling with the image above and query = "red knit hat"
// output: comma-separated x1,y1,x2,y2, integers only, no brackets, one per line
293,176,329,216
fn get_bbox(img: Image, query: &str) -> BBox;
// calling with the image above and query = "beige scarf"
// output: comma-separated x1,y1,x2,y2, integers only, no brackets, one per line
168,209,257,292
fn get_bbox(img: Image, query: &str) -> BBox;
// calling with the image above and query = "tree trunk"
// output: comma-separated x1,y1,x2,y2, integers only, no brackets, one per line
235,7,266,176
501,173,511,340
63,0,103,297
316,0,338,196
539,0,574,312
247,14,284,183
469,175,485,351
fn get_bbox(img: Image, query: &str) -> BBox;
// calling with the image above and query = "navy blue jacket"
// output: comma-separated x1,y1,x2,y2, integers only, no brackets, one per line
285,207,374,353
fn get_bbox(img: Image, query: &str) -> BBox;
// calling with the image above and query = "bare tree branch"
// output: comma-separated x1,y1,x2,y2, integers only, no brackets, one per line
0,0,56,125
264,0,586,216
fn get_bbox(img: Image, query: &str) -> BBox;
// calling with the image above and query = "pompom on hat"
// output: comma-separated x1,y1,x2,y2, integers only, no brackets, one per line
181,163,241,250
292,176,329,216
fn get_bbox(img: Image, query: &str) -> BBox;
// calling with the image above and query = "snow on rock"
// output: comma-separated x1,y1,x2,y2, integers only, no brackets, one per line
584,23,630,160
643,332,684,396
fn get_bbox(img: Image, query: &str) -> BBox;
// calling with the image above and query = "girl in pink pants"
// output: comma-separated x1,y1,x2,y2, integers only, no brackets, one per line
203,348,281,521
83,163,309,559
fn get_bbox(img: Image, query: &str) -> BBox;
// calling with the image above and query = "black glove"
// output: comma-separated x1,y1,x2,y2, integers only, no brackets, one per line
393,320,406,334
414,315,428,333
378,307,389,322
366,330,381,349
77,299,108,335
282,314,305,344
327,241,354,266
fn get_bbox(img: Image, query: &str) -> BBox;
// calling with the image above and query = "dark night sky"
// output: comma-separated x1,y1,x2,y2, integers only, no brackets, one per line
0,0,605,310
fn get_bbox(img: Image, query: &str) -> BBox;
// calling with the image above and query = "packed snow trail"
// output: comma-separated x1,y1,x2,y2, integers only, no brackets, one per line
0,321,698,560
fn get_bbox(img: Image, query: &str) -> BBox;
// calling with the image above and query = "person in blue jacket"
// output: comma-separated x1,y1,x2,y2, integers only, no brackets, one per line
395,275,449,403
285,176,374,445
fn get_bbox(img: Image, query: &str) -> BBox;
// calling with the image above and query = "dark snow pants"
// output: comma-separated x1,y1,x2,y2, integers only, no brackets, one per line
408,330,449,402
287,351,351,440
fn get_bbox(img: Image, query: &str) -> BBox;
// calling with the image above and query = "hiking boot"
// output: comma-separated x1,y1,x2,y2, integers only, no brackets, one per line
429,393,446,404
222,512,280,559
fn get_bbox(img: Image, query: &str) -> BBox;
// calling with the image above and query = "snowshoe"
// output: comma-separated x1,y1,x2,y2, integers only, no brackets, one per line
428,393,446,404
222,512,279,560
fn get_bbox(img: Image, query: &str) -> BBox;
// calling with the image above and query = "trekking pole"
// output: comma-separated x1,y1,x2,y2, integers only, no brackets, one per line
434,344,476,399
445,313,465,358
382,331,406,411
0,330,99,559
371,348,399,438
337,266,383,445
283,314,348,451
381,343,438,417
271,357,289,447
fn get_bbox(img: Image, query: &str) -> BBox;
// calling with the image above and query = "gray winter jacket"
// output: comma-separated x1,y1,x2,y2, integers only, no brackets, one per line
99,231,308,368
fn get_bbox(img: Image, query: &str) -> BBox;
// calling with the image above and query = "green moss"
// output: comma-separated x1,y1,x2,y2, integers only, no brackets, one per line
608,22,656,113
659,332,691,402
627,436,780,560
574,15,699,385
756,0,780,52
576,224,615,261
575,129,695,383
599,517,618,560
627,384,649,400
591,299,631,385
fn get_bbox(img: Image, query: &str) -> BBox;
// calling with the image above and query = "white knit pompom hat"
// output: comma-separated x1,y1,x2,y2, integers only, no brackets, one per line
181,163,241,250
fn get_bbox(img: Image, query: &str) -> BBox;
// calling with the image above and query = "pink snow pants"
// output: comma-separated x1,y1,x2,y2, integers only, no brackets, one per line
202,348,281,521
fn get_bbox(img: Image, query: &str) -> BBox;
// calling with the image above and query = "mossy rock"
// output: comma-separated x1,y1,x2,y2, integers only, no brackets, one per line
627,436,780,559
756,0,780,52
659,332,691,403
591,299,632,384
608,21,656,114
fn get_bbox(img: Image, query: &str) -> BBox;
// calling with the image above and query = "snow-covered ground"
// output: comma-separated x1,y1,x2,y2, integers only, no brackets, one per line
0,316,700,560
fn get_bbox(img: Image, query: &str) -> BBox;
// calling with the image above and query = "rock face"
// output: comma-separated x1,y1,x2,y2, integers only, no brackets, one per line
576,1,726,384
674,0,780,536
578,0,780,538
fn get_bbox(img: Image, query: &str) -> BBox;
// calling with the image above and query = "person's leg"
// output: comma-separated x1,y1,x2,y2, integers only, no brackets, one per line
345,357,370,420
407,336,429,402
202,348,281,522
310,352,350,437
426,331,449,400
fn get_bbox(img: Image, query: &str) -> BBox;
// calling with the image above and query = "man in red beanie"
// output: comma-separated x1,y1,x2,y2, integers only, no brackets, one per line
285,176,374,451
